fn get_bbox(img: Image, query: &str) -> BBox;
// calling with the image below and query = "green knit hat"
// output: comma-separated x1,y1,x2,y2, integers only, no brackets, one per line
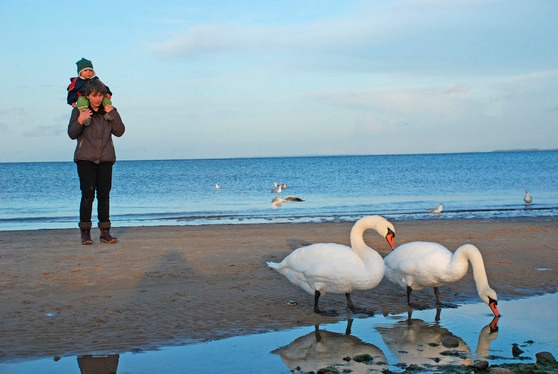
76,58,95,76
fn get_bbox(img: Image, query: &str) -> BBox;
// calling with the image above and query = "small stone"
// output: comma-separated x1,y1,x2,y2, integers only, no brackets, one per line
536,351,557,364
53,356,61,361
442,335,460,348
489,368,514,374
471,360,489,371
317,367,340,374
352,353,373,363
512,344,524,357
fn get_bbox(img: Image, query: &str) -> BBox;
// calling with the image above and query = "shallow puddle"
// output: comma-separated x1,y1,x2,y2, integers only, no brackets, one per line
2,293,557,373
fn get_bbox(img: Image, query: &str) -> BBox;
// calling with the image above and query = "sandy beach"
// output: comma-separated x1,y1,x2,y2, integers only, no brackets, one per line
1,217,557,362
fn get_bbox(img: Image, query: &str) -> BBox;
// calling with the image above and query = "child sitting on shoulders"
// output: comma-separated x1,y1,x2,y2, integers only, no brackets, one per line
67,58,113,126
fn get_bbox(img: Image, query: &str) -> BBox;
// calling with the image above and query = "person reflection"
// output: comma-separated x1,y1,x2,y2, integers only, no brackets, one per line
77,354,119,374
271,319,388,373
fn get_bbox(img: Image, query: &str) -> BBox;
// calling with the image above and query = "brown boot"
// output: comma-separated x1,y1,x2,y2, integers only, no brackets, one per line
99,221,118,244
79,222,93,245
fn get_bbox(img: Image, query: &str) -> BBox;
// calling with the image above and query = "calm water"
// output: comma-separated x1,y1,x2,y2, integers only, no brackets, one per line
1,151,557,230
2,293,557,373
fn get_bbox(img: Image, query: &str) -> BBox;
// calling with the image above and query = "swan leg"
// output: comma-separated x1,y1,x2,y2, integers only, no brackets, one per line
313,291,337,316
434,287,441,305
435,307,442,321
345,293,374,316
434,287,458,309
345,319,353,335
314,291,321,313
314,324,322,342
345,293,354,310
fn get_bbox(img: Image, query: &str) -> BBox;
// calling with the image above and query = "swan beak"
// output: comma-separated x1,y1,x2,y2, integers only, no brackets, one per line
385,232,395,250
489,316,500,332
489,300,500,317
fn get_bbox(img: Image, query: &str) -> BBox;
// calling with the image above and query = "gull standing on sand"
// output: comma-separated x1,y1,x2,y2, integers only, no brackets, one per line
427,203,444,214
271,196,304,209
524,189,532,204
267,215,395,314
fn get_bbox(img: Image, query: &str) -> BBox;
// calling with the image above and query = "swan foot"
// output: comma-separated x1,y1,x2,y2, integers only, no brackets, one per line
408,302,430,311
315,309,339,317
348,306,375,316
437,302,458,309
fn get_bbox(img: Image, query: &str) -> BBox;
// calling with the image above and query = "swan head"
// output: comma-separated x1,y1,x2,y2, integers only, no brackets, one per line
353,215,396,250
481,288,500,317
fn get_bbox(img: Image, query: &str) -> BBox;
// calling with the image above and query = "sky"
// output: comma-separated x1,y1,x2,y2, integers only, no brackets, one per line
0,0,557,162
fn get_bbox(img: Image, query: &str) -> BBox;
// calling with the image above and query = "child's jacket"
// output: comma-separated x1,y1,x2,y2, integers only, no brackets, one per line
67,76,112,105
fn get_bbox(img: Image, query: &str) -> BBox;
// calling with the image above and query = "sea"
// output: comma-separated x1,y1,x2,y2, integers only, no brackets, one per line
1,150,557,231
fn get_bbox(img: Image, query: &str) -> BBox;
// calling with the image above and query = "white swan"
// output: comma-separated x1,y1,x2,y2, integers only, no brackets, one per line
524,189,532,204
267,215,395,314
384,242,500,316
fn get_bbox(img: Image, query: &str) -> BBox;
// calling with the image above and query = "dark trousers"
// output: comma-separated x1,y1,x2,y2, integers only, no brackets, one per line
77,160,113,224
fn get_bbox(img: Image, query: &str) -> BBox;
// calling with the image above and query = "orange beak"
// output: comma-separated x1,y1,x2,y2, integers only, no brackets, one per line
489,316,500,332
489,300,500,317
385,232,395,250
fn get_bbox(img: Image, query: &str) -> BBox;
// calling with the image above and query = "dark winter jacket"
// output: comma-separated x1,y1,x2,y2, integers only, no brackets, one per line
67,107,125,164
67,76,112,105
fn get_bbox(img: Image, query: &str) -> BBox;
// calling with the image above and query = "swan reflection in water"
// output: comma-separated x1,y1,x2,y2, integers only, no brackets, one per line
376,310,499,367
77,354,119,374
272,319,388,373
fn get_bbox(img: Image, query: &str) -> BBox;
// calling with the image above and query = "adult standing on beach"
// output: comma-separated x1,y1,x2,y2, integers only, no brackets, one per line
68,79,125,245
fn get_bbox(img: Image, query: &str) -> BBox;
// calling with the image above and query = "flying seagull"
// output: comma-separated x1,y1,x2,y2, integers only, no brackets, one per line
271,196,304,209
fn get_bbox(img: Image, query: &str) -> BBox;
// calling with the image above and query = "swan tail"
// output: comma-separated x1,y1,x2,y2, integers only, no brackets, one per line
267,261,280,270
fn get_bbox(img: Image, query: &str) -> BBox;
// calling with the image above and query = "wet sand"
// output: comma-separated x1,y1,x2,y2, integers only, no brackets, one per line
1,217,557,362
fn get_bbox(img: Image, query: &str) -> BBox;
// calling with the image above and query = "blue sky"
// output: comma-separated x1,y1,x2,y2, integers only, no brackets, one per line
1,0,557,162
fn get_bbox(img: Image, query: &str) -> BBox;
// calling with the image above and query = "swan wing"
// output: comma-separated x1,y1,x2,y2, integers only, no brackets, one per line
276,243,370,294
385,242,453,289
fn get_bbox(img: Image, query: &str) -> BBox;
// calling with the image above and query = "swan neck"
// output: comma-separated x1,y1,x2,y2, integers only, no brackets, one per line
349,219,381,258
454,245,491,295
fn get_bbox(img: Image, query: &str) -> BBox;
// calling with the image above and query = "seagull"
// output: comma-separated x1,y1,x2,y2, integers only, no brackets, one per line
524,189,532,204
427,203,444,214
271,196,304,208
274,182,287,189
215,183,222,189
271,186,283,193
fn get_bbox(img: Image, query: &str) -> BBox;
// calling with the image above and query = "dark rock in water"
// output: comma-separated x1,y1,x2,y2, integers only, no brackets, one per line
471,360,489,371
442,335,460,348
352,353,373,363
536,351,557,363
317,367,340,374
53,356,61,362
512,344,524,357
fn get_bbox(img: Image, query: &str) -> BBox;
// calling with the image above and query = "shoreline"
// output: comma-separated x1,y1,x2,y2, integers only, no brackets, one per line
1,216,557,362
2,211,558,233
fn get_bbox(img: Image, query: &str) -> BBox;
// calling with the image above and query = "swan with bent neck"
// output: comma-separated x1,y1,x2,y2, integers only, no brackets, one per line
384,242,500,316
267,215,395,314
